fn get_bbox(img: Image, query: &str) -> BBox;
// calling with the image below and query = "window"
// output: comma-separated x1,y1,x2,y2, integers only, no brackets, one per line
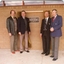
0,0,64,6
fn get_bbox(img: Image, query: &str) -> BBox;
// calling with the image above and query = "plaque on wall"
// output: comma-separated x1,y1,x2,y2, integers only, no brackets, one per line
29,17,39,22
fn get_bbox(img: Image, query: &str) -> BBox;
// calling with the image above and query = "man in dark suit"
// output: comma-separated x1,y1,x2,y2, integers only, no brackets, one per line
6,10,18,54
40,10,51,56
17,10,30,53
50,9,62,61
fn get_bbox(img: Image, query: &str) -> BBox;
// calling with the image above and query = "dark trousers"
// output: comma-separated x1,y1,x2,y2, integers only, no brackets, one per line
42,32,50,54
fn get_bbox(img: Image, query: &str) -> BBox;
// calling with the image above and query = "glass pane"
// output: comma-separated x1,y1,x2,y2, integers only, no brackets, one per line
0,0,64,6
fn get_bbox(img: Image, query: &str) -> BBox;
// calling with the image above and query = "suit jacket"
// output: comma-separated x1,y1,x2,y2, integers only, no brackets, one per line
40,18,51,36
6,16,17,35
17,16,30,34
51,15,62,37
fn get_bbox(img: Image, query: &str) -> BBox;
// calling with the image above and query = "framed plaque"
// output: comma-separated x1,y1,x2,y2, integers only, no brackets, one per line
29,17,39,22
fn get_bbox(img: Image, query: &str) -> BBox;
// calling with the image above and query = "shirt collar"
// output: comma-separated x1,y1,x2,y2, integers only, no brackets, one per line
45,17,49,20
54,15,57,18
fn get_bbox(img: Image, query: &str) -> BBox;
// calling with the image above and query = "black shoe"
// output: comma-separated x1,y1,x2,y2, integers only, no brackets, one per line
45,53,49,56
50,55,54,58
41,52,45,54
26,50,29,53
53,58,58,61
20,51,23,53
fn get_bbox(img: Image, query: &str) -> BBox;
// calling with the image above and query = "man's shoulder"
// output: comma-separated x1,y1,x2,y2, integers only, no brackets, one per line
49,17,51,19
42,18,45,21
14,17,17,19
25,17,29,20
41,19,45,24
18,16,21,19
57,15,62,18
7,16,12,20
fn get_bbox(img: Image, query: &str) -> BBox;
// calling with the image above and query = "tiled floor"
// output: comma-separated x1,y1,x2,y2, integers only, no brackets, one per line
0,49,64,64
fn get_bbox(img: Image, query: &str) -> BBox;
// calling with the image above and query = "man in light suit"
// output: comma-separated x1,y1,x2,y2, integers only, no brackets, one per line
50,9,62,61
6,10,18,54
17,10,30,53
40,10,51,56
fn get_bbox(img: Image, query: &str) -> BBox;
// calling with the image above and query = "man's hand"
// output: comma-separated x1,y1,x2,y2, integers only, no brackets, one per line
50,27,54,32
40,33,42,37
29,32,30,35
18,32,21,35
9,33,12,36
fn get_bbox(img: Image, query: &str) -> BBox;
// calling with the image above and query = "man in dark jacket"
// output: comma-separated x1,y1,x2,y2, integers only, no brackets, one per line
6,10,18,54
40,10,51,56
17,10,30,53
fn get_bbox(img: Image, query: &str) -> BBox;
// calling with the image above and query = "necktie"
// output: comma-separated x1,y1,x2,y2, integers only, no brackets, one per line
52,17,55,22
45,18,48,24
24,18,27,31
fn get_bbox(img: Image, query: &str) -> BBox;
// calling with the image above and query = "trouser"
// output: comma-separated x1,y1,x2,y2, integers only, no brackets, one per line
42,34,50,54
10,32,18,52
19,31,28,51
51,37,59,59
